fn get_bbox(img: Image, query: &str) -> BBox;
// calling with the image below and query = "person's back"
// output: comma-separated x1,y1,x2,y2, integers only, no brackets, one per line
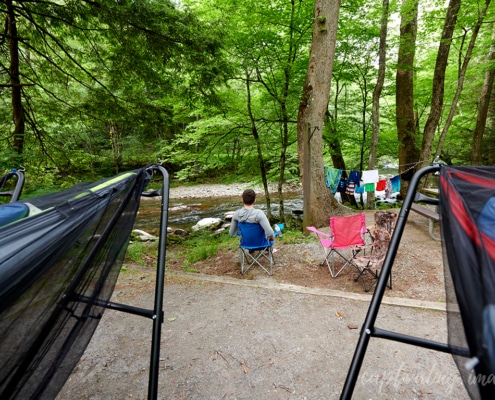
229,189,274,240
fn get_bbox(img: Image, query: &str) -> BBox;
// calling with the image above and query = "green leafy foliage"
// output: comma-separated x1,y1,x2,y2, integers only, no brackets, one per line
0,0,493,195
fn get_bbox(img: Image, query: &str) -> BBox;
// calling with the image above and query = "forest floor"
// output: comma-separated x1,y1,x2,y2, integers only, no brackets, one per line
57,183,473,400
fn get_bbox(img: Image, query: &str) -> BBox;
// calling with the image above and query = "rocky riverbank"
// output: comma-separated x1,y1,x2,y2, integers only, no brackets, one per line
168,182,302,199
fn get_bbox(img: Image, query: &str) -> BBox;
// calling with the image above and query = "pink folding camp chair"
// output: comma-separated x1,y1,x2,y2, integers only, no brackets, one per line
307,213,368,278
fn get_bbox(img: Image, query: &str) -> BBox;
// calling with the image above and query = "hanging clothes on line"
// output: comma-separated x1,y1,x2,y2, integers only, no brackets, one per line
346,180,356,195
376,179,387,191
348,170,361,187
337,177,347,193
364,183,375,193
325,166,342,194
385,179,393,198
361,169,379,184
390,175,401,193
324,167,402,197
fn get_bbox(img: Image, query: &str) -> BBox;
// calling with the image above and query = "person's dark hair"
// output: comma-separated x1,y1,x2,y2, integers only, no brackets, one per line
242,189,256,205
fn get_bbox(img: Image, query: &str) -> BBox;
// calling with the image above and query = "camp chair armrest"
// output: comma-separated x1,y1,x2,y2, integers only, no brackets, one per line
352,243,373,252
306,226,332,238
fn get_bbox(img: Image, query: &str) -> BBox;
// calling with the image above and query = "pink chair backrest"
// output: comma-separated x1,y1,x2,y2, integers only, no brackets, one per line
330,213,366,248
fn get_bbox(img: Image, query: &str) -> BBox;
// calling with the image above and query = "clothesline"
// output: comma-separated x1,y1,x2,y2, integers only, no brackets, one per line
327,159,429,176
325,166,401,198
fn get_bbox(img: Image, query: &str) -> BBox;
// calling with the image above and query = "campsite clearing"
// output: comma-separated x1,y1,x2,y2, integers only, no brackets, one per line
58,184,460,399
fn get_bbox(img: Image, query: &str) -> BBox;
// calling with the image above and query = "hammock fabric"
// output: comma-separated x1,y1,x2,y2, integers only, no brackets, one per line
0,167,150,399
440,166,495,399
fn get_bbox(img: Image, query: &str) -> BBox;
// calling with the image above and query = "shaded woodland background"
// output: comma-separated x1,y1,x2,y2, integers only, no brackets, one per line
1,0,494,220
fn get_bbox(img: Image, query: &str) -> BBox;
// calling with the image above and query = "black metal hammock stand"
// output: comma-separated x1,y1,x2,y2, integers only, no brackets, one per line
341,164,495,399
0,168,25,203
0,164,169,400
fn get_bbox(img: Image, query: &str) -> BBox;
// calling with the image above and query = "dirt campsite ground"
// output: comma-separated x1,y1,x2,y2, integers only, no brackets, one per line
57,183,473,400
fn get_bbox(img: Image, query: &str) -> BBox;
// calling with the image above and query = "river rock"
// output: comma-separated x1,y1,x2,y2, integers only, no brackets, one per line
192,217,223,231
131,229,158,242
167,233,186,244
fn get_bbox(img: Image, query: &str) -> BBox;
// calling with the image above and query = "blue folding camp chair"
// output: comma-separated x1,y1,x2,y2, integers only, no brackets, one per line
237,222,274,275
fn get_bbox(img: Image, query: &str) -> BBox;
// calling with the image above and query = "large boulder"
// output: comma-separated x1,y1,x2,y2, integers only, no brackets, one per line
131,229,158,242
192,217,223,231
224,211,235,222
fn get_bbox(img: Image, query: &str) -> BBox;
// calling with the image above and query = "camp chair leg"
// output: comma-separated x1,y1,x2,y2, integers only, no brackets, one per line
429,219,441,241
322,249,360,278
354,265,392,292
240,247,273,275
240,250,246,273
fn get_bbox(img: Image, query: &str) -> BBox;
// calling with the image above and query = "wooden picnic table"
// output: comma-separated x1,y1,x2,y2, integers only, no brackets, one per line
420,187,439,197
410,202,440,241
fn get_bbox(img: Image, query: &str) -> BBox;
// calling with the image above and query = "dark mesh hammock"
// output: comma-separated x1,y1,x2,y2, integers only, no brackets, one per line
439,166,495,399
0,165,169,400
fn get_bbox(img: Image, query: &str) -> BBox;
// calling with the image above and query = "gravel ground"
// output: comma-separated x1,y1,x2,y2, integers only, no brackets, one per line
57,271,470,400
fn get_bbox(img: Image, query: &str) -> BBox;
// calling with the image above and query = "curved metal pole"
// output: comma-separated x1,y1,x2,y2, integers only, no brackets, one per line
0,169,24,202
340,164,441,399
147,165,170,400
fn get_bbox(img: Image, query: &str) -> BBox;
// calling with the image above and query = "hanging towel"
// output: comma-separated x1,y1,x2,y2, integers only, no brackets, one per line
376,179,387,191
355,183,365,194
390,175,401,192
362,169,379,184
364,183,375,193
325,166,342,194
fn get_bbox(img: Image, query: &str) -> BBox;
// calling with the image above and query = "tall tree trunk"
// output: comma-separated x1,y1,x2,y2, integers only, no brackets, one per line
366,0,389,210
109,122,123,174
277,0,298,224
396,0,419,197
246,70,271,219
368,0,389,209
419,0,461,169
326,79,356,208
297,0,341,229
487,82,495,165
278,102,290,223
355,63,370,174
471,28,495,165
6,0,25,161
435,0,492,159
326,77,346,169
326,111,357,208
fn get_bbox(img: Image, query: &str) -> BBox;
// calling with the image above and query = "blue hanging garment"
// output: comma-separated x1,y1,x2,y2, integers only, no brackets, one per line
348,170,361,187
390,175,401,192
325,166,342,194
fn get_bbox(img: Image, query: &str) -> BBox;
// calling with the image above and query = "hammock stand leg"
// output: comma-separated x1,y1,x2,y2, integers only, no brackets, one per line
146,165,169,400
102,165,170,400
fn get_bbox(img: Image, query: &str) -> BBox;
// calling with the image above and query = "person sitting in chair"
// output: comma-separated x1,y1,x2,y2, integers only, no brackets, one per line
229,189,274,241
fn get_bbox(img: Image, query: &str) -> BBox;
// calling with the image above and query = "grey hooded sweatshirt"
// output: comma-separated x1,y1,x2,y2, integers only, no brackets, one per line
229,207,274,238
